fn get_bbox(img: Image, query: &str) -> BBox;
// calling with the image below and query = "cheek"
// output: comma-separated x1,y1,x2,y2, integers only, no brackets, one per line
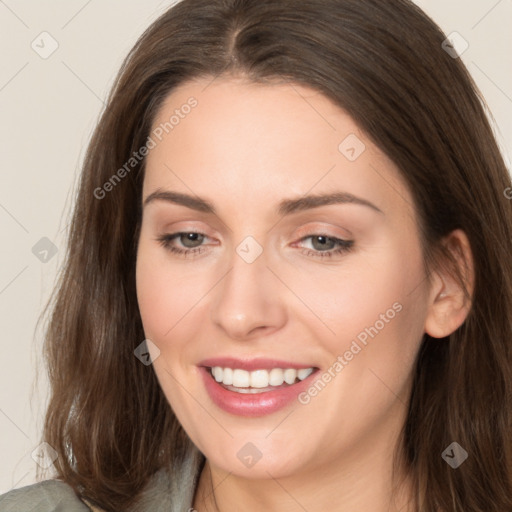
135,244,211,347
303,241,425,363
331,244,427,383
136,254,171,339
290,256,409,339
136,242,183,342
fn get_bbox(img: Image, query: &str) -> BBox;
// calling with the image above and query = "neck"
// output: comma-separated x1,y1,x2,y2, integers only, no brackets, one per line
192,429,415,512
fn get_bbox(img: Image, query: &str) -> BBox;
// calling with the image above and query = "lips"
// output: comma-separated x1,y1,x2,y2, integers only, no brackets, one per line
198,357,320,417
198,357,317,371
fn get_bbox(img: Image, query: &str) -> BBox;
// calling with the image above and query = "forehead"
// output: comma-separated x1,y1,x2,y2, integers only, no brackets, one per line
143,77,415,224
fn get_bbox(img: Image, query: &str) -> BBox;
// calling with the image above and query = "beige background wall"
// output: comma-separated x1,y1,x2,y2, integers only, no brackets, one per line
0,0,510,493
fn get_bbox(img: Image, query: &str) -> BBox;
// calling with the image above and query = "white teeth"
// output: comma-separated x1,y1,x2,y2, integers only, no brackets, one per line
232,369,250,387
213,366,223,382
269,368,285,386
250,370,270,388
283,369,297,385
223,367,233,385
298,368,314,380
210,366,315,389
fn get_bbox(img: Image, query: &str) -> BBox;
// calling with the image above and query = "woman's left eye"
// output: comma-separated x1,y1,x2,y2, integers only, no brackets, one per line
156,232,354,259
295,234,354,258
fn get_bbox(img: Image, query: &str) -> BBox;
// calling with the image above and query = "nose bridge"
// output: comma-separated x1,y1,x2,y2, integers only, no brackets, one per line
210,235,286,339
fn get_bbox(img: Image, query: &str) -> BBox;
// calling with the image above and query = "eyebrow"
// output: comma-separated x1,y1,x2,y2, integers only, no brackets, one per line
143,189,384,216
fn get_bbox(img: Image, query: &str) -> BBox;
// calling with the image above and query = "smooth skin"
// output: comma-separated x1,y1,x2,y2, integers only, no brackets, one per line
135,76,474,512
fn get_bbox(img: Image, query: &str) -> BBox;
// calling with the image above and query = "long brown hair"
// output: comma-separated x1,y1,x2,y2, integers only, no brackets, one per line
38,0,512,510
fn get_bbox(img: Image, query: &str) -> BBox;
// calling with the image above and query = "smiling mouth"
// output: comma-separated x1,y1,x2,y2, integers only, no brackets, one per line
207,366,319,394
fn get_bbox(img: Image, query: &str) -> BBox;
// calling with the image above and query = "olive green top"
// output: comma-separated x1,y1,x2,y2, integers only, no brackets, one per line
0,444,205,512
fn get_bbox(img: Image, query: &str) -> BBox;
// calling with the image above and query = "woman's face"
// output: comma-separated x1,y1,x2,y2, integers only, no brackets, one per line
136,76,432,479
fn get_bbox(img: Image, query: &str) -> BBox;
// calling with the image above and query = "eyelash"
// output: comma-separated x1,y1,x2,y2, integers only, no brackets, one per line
155,232,354,259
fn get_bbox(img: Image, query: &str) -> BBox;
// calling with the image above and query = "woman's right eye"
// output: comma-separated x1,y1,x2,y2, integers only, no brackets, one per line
155,232,209,257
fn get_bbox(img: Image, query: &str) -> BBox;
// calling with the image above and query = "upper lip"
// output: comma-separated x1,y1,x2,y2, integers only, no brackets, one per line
198,357,318,371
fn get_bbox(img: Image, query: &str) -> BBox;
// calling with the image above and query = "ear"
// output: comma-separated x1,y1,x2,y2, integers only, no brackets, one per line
423,229,475,339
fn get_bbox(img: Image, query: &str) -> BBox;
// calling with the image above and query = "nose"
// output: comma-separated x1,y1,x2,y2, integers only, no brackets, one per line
210,242,287,341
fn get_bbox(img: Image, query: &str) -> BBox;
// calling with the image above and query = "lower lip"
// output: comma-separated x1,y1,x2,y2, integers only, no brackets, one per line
199,366,317,417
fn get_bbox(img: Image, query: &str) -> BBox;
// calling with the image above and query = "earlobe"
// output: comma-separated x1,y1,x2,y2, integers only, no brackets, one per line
423,229,475,339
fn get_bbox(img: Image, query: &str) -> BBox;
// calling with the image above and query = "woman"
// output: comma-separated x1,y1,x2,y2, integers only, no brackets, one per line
1,0,511,510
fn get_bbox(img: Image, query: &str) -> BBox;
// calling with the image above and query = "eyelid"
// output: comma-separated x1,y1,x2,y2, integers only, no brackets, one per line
292,223,352,242
159,224,352,246
158,221,217,237
162,230,353,250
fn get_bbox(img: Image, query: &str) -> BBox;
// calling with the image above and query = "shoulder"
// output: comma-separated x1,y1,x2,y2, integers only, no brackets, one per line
0,479,91,512
0,444,205,512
